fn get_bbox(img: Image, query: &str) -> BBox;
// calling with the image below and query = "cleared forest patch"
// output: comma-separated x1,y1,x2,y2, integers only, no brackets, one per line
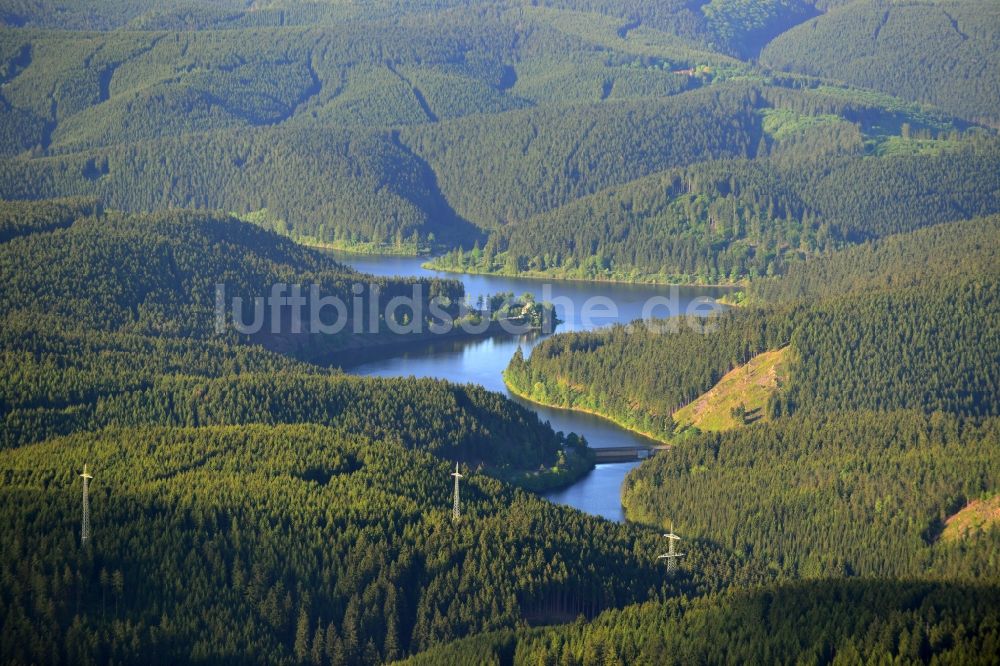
942,494,1000,541
673,347,789,432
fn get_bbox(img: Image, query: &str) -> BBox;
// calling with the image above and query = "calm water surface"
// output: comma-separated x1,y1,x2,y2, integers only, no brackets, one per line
332,253,728,522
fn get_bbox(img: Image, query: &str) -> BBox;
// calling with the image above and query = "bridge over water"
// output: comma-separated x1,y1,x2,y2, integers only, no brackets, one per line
593,445,670,463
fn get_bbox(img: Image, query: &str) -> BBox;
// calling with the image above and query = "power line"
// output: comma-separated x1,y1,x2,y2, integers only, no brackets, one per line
80,464,93,545
657,524,684,574
451,462,463,522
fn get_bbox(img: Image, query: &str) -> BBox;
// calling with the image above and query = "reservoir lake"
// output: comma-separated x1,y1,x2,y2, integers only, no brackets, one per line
333,253,728,522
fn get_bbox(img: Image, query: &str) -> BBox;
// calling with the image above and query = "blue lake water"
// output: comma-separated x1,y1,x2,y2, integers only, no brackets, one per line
332,253,728,522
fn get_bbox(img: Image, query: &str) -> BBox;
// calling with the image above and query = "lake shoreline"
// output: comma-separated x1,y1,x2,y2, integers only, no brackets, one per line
423,260,747,289
302,239,430,257
502,374,673,446
334,252,716,521
268,320,544,367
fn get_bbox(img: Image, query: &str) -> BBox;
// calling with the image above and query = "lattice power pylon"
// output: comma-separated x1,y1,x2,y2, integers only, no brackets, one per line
451,462,464,522
80,464,93,545
657,525,684,574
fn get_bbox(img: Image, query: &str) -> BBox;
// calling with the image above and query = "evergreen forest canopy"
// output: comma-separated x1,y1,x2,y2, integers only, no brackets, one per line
0,0,999,663
500,215,1000,657
0,201,692,664
505,216,1000,439
0,0,996,276
403,580,1000,665
488,212,1000,661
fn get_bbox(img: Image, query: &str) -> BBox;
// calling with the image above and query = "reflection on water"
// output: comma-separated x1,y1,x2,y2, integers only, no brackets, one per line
541,463,641,523
332,252,728,520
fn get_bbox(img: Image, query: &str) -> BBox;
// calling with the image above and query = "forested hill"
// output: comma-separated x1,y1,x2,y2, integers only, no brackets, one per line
621,410,1000,579
1,2,998,662
431,136,1000,283
762,0,1000,126
0,424,686,664
0,196,100,242
504,213,1000,581
0,202,471,339
1,1,996,267
0,199,735,662
748,215,1000,304
0,0,844,56
399,84,762,229
0,201,582,486
403,580,1000,664
505,215,1000,439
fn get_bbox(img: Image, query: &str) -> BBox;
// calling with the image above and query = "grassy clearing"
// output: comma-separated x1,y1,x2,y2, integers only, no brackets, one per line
942,494,1000,542
759,108,846,140
673,347,789,432
871,135,964,157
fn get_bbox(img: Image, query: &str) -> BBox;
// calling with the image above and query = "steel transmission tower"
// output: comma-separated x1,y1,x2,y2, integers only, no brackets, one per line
451,462,463,522
80,464,93,545
657,525,684,574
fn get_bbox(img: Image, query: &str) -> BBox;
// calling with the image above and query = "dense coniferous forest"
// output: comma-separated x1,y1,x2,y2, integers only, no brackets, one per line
1,0,996,264
761,0,1000,125
432,138,1000,282
403,580,1000,664
497,213,1000,660
0,204,475,343
1,0,999,663
484,215,1000,662
622,411,1000,577
505,216,1000,435
0,196,99,242
0,203,580,475
0,202,710,662
1,422,701,664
